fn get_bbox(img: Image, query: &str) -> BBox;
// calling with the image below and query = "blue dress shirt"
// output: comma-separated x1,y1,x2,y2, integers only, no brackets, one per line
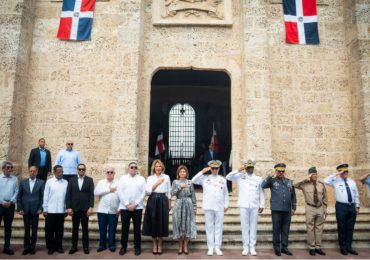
39,148,46,167
365,177,370,191
54,149,81,175
0,173,19,204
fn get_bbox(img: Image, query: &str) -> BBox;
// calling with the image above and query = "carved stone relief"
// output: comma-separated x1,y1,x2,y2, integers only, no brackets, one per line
152,0,233,26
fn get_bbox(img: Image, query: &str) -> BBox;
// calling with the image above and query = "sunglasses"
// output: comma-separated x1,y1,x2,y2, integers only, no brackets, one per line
130,166,138,169
211,167,219,170
67,143,74,145
106,171,114,174
277,171,285,173
78,168,86,171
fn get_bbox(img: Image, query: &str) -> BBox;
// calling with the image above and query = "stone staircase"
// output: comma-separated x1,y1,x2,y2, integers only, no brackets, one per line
3,193,370,250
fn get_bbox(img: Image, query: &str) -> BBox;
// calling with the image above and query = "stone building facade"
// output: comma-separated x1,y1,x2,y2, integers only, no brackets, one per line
0,0,369,206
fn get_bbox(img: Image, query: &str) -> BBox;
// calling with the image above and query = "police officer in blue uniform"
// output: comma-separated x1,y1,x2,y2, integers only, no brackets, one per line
262,163,296,256
324,164,360,255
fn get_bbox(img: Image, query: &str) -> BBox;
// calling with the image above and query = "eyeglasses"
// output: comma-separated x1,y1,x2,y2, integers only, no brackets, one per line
277,171,285,173
78,168,86,171
6,166,13,169
106,171,114,174
67,143,74,145
211,167,219,170
130,166,138,169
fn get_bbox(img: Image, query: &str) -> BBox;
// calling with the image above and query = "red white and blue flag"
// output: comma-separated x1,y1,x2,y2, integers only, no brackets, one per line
283,0,319,44
57,0,96,41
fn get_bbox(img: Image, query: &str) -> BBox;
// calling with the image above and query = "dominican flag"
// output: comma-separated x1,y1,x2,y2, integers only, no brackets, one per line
57,0,96,41
211,123,219,153
283,0,319,44
155,133,165,156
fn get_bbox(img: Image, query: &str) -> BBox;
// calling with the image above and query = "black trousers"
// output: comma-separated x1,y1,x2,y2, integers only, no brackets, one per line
121,209,142,250
45,213,65,250
0,204,15,249
36,166,48,181
271,210,291,251
335,202,357,251
23,212,39,250
71,210,89,249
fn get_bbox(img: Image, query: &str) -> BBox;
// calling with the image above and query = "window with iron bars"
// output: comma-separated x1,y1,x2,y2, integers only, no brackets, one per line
168,103,195,158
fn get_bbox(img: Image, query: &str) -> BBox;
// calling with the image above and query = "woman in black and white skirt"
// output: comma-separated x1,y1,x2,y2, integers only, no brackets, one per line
142,159,171,254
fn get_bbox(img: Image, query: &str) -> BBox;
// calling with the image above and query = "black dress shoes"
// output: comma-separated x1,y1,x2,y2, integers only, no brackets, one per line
83,248,89,254
347,248,359,255
97,247,106,252
315,248,326,255
47,249,55,255
340,249,348,255
281,248,293,256
69,247,77,254
22,249,30,255
3,248,14,255
119,248,127,255
135,249,141,256
274,250,281,256
56,248,64,253
309,249,315,256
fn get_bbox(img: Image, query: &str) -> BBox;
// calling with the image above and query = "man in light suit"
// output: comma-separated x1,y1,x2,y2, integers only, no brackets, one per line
65,163,94,254
28,138,52,181
17,166,45,255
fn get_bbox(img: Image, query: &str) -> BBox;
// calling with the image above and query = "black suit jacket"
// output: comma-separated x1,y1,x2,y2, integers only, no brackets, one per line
17,178,45,215
28,147,52,172
65,176,94,211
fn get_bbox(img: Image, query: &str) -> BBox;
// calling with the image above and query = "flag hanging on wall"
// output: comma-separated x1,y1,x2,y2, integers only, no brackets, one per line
283,0,319,44
57,0,96,41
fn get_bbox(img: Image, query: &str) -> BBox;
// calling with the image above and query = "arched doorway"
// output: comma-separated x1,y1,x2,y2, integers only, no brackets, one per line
148,69,232,184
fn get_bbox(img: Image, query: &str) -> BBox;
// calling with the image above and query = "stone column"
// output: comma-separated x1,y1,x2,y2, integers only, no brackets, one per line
241,0,274,174
108,0,144,175
345,0,370,206
0,0,36,173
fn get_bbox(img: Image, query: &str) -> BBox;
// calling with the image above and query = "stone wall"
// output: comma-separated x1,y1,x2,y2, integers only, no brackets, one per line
0,0,36,172
1,0,369,206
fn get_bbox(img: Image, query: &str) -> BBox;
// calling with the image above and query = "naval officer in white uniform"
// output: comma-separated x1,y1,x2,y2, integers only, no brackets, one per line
192,160,229,256
226,158,265,256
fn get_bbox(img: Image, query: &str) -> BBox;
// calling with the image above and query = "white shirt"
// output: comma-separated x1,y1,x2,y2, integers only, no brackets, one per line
94,179,120,214
226,170,265,209
78,176,84,190
118,174,146,210
29,178,36,193
43,177,68,213
192,171,229,212
324,173,360,207
146,173,171,199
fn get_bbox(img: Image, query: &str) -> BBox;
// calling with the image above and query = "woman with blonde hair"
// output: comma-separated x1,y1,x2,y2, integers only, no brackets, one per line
171,165,197,254
142,159,171,254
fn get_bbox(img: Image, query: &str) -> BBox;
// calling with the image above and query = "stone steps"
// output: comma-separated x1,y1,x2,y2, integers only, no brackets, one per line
3,196,370,250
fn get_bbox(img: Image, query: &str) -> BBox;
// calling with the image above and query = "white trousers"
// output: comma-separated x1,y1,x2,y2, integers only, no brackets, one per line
204,210,224,249
240,207,259,248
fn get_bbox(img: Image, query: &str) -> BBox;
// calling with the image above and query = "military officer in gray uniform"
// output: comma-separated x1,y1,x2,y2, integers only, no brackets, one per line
262,163,296,256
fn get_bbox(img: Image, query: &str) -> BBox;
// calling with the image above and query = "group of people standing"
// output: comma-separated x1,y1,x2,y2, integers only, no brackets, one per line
0,138,369,257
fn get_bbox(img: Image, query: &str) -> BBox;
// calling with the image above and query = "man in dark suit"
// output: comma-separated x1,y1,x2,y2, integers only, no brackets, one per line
203,143,219,167
65,163,94,254
28,138,52,181
17,166,45,255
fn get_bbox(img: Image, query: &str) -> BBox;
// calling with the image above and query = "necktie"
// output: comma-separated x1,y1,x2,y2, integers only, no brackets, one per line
313,181,319,205
344,178,353,203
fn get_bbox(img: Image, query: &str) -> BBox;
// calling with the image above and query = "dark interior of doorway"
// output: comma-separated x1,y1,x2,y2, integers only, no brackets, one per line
148,69,232,187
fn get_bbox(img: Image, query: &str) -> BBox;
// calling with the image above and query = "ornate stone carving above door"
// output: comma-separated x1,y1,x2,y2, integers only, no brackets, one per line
152,0,233,26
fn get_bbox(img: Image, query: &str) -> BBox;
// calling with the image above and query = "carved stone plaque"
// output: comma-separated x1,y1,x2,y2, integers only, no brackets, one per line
152,0,233,26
